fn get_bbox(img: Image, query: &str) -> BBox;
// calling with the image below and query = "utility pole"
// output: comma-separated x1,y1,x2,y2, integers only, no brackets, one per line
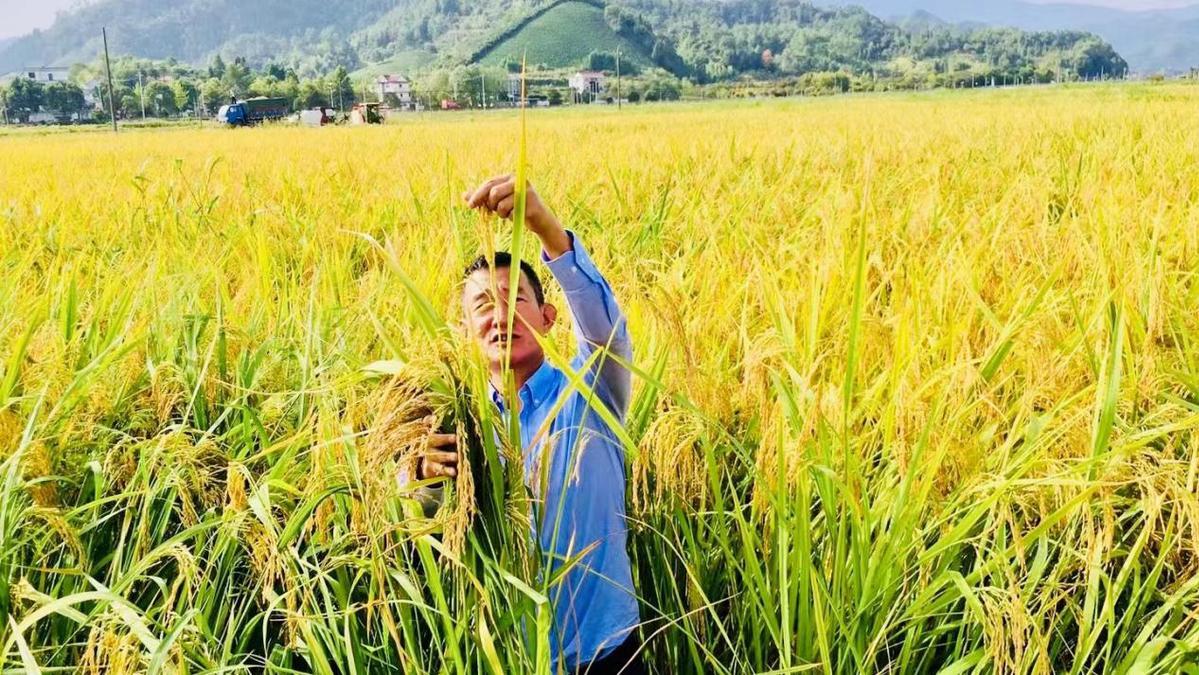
480,72,486,109
138,71,145,119
616,50,622,111
102,27,118,132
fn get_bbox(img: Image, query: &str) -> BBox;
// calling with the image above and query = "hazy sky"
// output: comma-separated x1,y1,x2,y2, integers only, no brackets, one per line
1,0,1198,38
1,0,85,39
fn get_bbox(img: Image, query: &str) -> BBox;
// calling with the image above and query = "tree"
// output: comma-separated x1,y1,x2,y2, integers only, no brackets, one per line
173,80,198,113
144,80,176,117
461,65,507,107
44,81,85,119
327,66,355,109
248,76,279,98
6,78,45,123
588,51,618,72
222,57,252,95
643,76,681,102
1071,38,1127,78
119,88,140,118
199,78,227,114
294,81,329,110
208,54,227,79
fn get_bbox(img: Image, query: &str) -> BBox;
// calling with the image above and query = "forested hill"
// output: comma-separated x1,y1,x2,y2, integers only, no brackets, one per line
0,0,1127,83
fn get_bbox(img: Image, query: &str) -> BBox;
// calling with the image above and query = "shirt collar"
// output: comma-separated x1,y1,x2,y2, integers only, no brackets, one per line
489,359,558,412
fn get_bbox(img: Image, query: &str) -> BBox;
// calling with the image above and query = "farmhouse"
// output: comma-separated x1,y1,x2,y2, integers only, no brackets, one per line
568,71,605,103
376,74,413,110
19,66,71,83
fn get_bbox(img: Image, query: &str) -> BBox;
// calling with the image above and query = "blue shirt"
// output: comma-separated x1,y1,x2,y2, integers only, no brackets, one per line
494,232,639,668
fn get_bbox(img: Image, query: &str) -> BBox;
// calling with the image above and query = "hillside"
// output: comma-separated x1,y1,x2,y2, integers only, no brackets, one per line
0,0,394,76
615,0,1126,82
474,1,652,69
0,0,1129,84
825,0,1199,73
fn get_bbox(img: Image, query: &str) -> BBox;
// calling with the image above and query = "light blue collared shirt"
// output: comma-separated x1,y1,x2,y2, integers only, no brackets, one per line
493,232,639,668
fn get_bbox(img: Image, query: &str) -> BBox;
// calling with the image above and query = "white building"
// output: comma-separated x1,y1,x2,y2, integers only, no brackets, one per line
20,66,71,84
1,67,92,123
568,71,605,102
80,79,102,108
376,74,413,109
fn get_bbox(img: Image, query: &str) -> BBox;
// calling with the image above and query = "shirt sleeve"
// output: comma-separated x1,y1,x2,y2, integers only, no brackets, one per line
542,231,633,416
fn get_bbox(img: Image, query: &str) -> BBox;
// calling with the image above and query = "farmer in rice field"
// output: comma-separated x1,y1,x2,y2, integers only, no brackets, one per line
415,174,644,674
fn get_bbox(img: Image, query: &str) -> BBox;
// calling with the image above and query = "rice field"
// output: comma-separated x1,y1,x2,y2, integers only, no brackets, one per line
2,84,1199,673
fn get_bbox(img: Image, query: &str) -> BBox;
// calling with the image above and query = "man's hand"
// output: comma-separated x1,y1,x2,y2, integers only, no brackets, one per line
464,175,572,259
417,433,459,480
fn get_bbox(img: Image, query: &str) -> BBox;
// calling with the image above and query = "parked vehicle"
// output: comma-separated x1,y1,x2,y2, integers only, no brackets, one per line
216,97,290,125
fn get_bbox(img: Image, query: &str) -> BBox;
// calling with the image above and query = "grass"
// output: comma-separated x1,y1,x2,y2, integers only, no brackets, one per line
2,84,1199,673
351,50,439,82
476,1,651,69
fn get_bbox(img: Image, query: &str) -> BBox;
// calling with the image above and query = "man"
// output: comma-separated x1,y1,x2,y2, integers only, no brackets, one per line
415,174,644,674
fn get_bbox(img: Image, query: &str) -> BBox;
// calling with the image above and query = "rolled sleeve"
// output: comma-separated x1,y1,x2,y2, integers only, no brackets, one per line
541,231,632,415
542,231,628,347
543,232,607,294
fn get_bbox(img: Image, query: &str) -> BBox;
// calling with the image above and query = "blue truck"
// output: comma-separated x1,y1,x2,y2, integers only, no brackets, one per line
216,97,290,125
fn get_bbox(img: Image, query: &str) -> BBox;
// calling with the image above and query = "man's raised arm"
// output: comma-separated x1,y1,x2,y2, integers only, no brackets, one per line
465,176,632,415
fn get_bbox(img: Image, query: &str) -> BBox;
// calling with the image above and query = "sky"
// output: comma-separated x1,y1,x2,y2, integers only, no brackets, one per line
1,0,1198,38
0,0,84,39
1027,0,1197,6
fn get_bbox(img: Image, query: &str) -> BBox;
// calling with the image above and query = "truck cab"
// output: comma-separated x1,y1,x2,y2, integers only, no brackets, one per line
216,103,248,125
216,97,288,126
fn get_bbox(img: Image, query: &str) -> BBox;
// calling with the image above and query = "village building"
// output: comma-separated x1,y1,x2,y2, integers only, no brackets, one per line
376,74,414,110
568,71,605,103
20,66,71,84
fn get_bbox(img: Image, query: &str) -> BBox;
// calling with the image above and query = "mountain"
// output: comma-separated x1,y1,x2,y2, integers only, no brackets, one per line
472,1,656,69
0,0,1129,82
0,0,395,76
826,0,1199,72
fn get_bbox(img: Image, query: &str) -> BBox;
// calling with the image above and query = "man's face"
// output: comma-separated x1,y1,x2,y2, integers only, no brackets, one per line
462,267,556,370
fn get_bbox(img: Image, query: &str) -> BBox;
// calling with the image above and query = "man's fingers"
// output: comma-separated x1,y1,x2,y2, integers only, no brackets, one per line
424,450,458,464
487,180,514,211
496,195,515,219
418,448,458,478
424,460,457,478
466,175,512,209
428,433,457,448
465,181,496,209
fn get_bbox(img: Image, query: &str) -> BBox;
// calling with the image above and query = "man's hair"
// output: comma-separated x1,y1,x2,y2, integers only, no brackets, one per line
464,252,545,305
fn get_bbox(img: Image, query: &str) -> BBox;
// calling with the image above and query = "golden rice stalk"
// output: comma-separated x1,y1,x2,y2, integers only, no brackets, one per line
79,616,144,675
634,407,709,510
362,357,479,554
23,441,59,508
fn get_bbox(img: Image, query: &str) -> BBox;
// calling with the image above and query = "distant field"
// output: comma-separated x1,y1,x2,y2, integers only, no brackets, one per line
3,85,1199,673
476,1,651,69
352,48,439,80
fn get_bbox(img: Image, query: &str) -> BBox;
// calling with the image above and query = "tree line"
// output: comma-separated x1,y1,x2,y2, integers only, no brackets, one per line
1,55,362,123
